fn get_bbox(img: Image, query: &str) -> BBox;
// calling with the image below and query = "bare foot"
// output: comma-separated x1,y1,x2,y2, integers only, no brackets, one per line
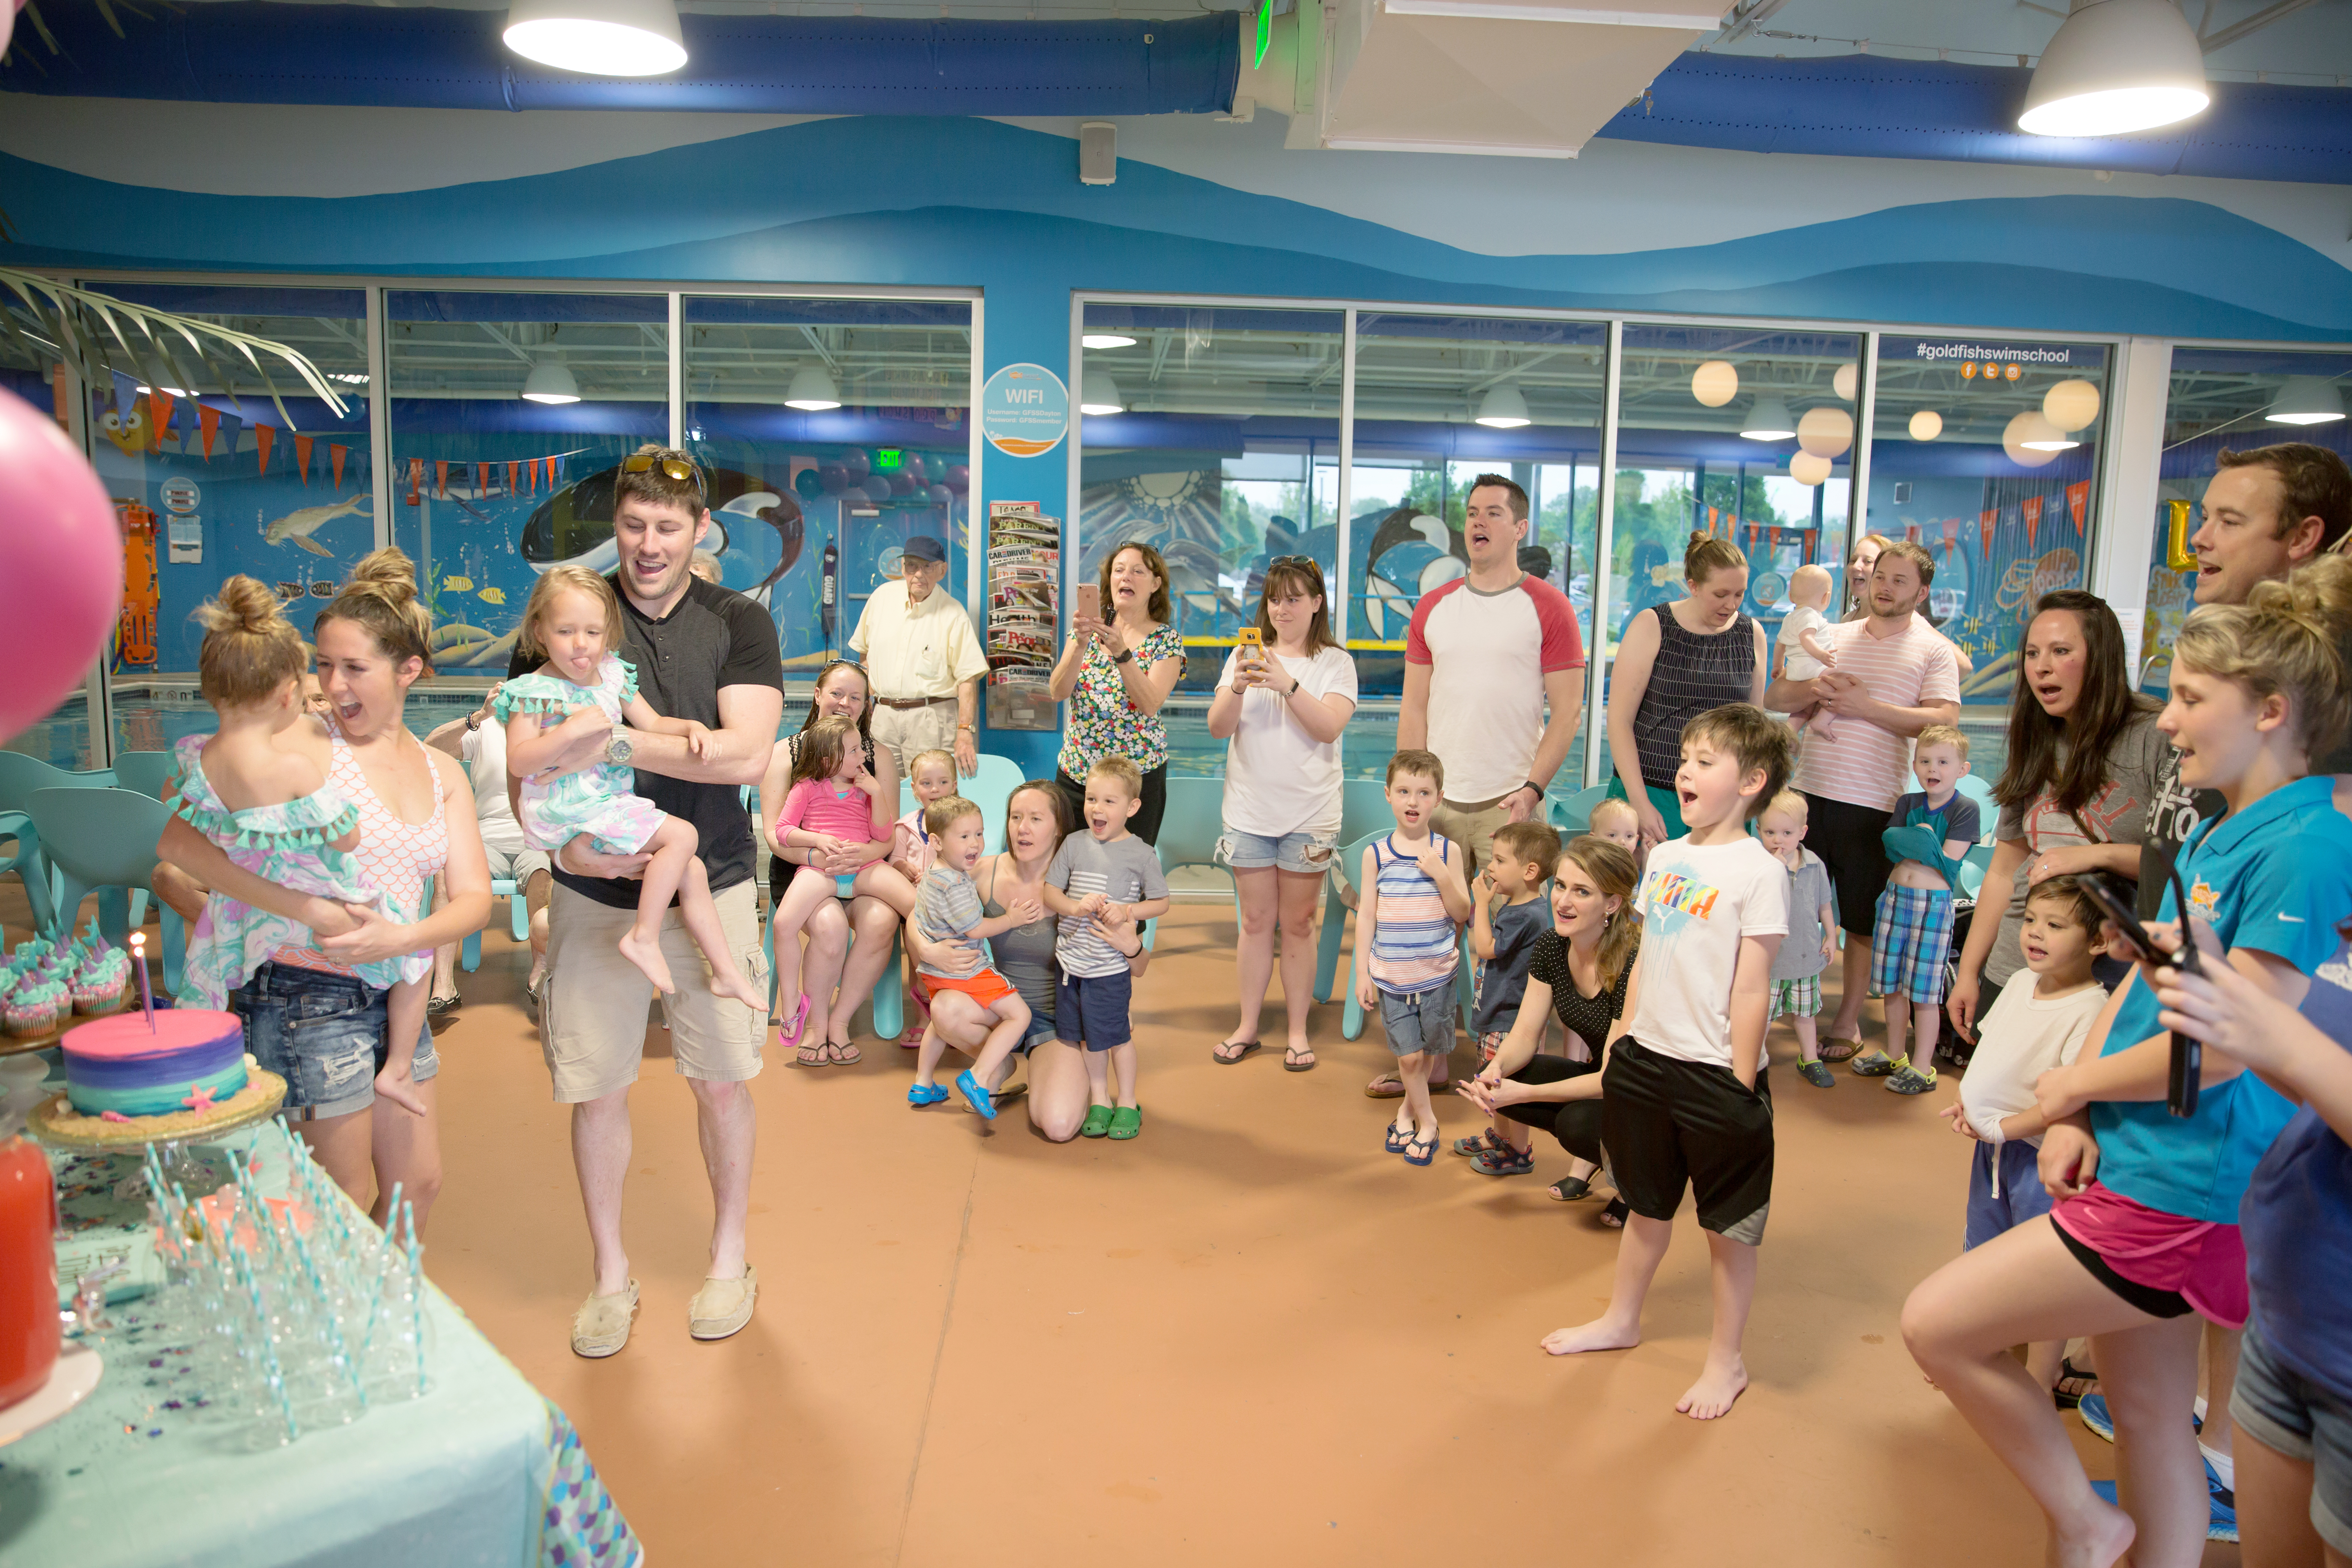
1541,1316,1641,1356
709,971,766,1011
617,929,676,995
1675,1356,1750,1420
2053,1498,2136,1568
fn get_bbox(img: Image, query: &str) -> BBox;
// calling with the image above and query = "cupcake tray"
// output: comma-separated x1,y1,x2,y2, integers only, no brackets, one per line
0,996,133,1057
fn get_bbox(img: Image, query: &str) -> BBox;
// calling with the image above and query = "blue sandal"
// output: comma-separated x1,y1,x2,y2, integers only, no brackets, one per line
954,1069,997,1121
907,1082,949,1107
1403,1131,1439,1167
1385,1121,1414,1153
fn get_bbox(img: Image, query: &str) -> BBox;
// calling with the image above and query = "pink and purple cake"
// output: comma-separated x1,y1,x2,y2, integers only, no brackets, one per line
61,1009,248,1118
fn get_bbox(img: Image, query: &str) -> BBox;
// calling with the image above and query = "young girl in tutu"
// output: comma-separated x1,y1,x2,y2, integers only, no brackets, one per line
497,566,764,1007
171,576,430,1115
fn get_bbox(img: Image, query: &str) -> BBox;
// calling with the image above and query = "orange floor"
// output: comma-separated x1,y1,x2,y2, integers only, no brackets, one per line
18,893,2232,1566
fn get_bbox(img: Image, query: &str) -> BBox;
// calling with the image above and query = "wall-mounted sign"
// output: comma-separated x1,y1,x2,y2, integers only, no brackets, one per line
979,363,1069,459
160,477,201,515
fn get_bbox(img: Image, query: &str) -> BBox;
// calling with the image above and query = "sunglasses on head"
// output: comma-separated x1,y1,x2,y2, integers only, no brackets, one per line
621,451,707,496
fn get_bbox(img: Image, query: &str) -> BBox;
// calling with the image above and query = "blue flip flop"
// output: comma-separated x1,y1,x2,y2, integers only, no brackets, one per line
1403,1131,1439,1167
955,1069,997,1120
1385,1121,1413,1153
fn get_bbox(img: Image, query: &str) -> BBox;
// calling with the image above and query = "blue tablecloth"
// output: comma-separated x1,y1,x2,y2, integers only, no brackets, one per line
0,1120,637,1568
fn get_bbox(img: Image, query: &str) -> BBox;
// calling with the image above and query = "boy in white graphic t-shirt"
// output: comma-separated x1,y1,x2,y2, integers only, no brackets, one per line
1540,703,1791,1424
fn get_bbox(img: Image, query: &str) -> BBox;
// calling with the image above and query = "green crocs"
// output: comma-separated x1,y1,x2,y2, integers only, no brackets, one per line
1850,1050,1900,1077
1886,1063,1939,1095
1797,1060,1837,1089
1107,1105,1142,1140
1080,1103,1115,1138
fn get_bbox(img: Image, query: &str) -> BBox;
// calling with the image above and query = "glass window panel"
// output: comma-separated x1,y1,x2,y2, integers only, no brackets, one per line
23,283,375,758
1350,312,1608,782
1080,304,1345,779
682,296,975,679
1607,325,1860,789
2145,347,2352,696
385,291,668,676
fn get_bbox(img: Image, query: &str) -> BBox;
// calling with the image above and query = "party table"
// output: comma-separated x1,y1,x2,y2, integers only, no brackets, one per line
0,1106,638,1568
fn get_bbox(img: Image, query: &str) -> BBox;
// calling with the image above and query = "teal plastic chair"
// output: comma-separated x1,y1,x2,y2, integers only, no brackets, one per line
1958,842,1996,901
111,751,180,802
1154,775,1227,881
1549,783,1613,836
763,910,901,1042
895,752,1029,855
1956,774,1998,841
456,759,531,973
1336,777,1393,847
24,787,185,993
1312,829,1475,1042
0,754,119,938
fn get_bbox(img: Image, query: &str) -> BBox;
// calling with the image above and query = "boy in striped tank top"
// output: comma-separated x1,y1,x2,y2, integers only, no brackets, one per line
1354,750,1474,1166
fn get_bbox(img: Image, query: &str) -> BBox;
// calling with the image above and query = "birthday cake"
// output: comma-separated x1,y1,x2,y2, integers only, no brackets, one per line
61,1009,249,1118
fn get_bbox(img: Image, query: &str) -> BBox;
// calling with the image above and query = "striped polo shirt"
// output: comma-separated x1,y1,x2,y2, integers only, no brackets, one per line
1368,834,1461,993
1791,615,1960,812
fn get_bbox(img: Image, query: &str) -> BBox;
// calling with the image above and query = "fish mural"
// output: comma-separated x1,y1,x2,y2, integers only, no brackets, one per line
477,586,506,606
442,575,474,593
264,493,373,556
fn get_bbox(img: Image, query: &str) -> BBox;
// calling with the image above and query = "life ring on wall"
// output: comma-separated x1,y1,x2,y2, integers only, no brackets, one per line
115,500,159,669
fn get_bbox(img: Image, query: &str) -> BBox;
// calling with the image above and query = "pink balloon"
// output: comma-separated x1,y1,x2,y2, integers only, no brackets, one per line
0,388,123,744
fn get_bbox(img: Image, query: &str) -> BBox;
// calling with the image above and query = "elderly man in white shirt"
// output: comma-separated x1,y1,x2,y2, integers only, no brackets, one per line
848,533,989,776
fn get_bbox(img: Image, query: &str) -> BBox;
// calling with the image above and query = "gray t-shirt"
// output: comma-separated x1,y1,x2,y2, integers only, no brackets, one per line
1047,831,1168,978
916,866,988,981
1996,709,2168,988
1770,848,1835,981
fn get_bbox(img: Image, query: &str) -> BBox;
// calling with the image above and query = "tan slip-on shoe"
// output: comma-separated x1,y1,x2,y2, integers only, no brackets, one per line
688,1266,759,1341
572,1279,640,1359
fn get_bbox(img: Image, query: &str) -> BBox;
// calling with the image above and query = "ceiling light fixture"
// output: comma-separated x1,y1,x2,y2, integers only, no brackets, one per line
504,0,688,76
1474,384,1532,429
784,366,842,411
1079,372,1125,416
1796,405,1854,459
2266,376,2346,426
2043,377,2103,431
135,384,192,397
2003,410,2068,466
1082,334,1138,350
1741,395,1795,441
521,358,581,405
1909,409,1944,441
1789,452,1832,486
1691,360,1739,408
2018,0,2208,138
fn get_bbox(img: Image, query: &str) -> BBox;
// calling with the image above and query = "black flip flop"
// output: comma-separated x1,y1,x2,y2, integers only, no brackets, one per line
1283,1047,1316,1072
1212,1039,1262,1065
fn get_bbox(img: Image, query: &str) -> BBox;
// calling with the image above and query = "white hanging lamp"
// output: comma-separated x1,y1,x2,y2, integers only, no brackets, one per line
1474,384,1532,429
2267,376,2346,426
1741,395,1795,441
1079,372,1125,416
784,366,842,411
2018,0,2208,138
521,357,581,405
505,0,687,75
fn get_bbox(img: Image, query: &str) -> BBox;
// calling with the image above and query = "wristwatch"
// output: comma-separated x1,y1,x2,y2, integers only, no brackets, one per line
957,722,974,732
1114,648,1134,665
1521,780,1546,801
604,732,635,767
465,711,483,731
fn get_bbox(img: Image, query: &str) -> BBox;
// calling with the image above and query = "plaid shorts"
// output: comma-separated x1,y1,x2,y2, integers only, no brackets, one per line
1870,885,1956,1005
1478,1030,1509,1065
1770,975,1821,1018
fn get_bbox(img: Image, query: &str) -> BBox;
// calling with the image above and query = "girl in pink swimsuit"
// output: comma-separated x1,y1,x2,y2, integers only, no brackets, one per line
764,715,914,1045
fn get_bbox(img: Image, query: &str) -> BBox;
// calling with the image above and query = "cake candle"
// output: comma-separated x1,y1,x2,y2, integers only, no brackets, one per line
129,933,155,1033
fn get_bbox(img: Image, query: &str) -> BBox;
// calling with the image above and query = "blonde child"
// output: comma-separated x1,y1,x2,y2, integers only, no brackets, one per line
1354,749,1474,1167
1776,563,1840,740
1586,795,1646,875
906,795,1039,1119
763,715,917,1057
498,566,765,1009
1454,820,1561,1171
1043,757,1170,1140
1938,874,2109,1398
891,748,960,1041
1757,791,1839,1089
1856,723,1980,1093
170,577,430,1116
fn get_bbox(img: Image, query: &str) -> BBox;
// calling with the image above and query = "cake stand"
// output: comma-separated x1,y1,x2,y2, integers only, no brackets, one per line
27,1069,288,1197
0,1341,103,1450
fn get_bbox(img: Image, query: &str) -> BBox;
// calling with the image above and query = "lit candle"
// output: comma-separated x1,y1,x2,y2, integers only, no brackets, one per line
129,932,156,1032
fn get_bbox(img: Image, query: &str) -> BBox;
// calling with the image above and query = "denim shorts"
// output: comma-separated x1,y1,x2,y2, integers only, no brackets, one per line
1019,1010,1059,1051
1378,982,1457,1058
230,962,438,1122
1218,826,1338,876
2232,1310,2352,1555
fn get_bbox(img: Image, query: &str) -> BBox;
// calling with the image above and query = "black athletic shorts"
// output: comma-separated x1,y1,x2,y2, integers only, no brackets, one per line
1601,1036,1774,1245
1802,793,1895,938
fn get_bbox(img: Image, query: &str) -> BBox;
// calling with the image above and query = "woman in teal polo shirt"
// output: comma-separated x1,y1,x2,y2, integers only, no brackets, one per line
1902,561,2352,1568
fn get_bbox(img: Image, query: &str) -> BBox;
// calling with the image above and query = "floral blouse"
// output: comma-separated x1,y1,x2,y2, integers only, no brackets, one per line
1057,624,1185,776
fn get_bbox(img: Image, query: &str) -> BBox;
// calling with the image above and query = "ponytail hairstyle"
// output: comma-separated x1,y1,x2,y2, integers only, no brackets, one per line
314,546,432,674
194,575,308,708
1683,531,1746,585
1558,834,1641,990
518,564,621,662
789,714,858,788
2174,554,2352,761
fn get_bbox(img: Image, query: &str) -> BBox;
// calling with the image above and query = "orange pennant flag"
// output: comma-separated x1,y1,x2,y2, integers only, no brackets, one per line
2023,495,2044,552
435,461,450,499
198,403,220,461
49,363,70,430
507,461,519,495
477,462,492,497
1905,522,1921,545
147,391,176,452
1979,508,1997,561
2066,481,2089,531
255,423,275,477
330,443,348,490
294,433,314,487
407,458,424,506
1942,517,1959,560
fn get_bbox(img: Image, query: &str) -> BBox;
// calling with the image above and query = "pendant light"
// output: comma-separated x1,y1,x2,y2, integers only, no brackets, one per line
521,358,581,405
1691,360,1739,408
1474,384,1532,429
1741,396,1795,441
785,366,842,411
1909,409,1944,441
1079,372,1125,416
1082,333,1138,350
505,0,687,75
1789,452,1832,486
2266,376,2346,426
2018,0,2208,138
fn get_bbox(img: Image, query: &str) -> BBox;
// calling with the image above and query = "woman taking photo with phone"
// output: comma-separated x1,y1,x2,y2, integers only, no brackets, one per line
1903,559,2352,1568
1048,542,1185,848
1203,558,1357,1069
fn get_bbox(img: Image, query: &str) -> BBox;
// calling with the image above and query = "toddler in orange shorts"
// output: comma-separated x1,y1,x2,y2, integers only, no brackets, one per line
906,794,1037,1121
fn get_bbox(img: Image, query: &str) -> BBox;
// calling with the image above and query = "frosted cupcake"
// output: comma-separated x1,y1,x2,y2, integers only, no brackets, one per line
4,979,68,1038
71,958,127,1016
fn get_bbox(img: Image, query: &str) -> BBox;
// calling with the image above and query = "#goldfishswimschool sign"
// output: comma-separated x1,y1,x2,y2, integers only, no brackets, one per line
980,364,1069,459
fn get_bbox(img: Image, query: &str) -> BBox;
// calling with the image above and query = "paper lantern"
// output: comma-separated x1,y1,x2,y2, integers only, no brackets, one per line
1789,451,1832,486
2043,378,2102,432
1909,409,1944,441
2002,411,2065,468
0,388,123,742
1796,405,1853,459
1833,363,1858,402
1691,360,1739,408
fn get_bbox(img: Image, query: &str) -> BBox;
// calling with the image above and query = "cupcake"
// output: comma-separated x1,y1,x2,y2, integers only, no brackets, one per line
71,963,126,1016
3,980,65,1038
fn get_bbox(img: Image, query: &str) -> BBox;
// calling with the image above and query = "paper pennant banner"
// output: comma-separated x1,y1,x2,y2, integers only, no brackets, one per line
330,443,348,491
2023,494,2044,552
255,423,274,477
477,462,492,497
1905,522,1921,544
507,461,519,495
294,433,314,488
198,403,220,461
407,458,424,506
1979,508,1997,561
146,390,176,452
1941,517,1959,559
2067,480,2089,531
435,461,450,500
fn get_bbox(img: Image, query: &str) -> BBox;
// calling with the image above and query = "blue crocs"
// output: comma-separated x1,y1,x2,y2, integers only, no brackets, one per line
955,1069,996,1120
2079,1392,2202,1444
2087,1457,2236,1543
907,1082,949,1107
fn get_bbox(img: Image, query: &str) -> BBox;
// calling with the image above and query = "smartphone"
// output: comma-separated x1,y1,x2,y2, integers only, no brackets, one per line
1235,626,1263,665
1075,582,1100,622
2080,871,2203,1117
